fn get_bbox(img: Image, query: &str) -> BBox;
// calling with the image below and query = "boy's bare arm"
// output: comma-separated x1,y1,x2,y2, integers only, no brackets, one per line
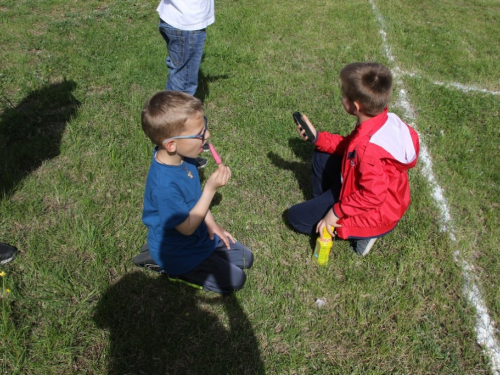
205,210,235,249
175,164,231,236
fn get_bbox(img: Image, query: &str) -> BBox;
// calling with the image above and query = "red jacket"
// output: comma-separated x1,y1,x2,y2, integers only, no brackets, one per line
314,109,419,239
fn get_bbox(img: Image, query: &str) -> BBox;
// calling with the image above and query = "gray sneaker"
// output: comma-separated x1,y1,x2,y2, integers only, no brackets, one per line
353,238,377,256
133,248,164,274
196,157,208,169
0,243,18,265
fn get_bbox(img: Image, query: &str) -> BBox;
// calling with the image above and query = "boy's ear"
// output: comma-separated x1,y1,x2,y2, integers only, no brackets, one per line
163,139,177,153
353,101,362,113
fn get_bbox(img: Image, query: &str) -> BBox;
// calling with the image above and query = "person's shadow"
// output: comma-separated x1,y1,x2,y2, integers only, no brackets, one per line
93,272,264,375
194,55,229,103
269,138,319,247
0,80,80,197
268,138,314,200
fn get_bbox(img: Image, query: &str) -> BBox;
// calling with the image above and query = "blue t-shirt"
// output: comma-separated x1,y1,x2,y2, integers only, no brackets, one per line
142,148,217,275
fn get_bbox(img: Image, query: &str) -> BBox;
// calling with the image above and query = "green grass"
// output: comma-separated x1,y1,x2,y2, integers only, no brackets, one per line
377,0,500,345
1,0,499,373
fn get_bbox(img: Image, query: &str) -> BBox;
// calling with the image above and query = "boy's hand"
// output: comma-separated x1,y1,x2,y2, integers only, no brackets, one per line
316,208,341,238
296,114,318,142
205,164,231,193
208,223,236,249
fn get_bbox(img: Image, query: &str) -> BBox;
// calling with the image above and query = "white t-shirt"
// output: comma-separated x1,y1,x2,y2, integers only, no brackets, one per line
157,0,215,31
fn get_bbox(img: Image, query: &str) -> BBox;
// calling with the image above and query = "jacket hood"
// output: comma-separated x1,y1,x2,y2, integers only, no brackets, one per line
366,112,419,172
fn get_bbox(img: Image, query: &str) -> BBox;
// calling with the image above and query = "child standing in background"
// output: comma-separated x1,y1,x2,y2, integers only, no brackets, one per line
157,0,214,96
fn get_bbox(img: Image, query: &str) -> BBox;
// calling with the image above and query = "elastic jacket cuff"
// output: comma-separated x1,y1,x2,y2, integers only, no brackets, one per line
312,131,319,144
333,203,344,219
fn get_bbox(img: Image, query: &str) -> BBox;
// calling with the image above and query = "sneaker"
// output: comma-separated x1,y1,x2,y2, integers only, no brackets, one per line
196,157,208,169
133,249,164,274
353,238,377,256
202,143,210,152
0,243,18,265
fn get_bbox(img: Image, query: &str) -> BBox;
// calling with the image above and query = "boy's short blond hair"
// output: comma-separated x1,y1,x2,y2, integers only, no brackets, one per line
141,91,204,147
340,62,393,116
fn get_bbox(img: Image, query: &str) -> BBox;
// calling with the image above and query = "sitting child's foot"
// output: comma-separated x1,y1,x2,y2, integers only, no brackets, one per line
133,249,164,274
133,245,203,289
352,238,377,256
196,157,208,169
202,143,210,152
0,243,18,265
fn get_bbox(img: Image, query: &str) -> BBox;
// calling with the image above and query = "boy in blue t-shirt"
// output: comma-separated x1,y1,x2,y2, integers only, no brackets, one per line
139,91,254,294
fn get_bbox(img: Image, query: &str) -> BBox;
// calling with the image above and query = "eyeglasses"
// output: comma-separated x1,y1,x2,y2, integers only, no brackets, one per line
163,116,208,144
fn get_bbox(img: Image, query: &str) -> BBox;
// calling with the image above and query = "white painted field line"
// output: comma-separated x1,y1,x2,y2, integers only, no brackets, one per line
433,81,500,96
369,1,500,373
398,69,500,96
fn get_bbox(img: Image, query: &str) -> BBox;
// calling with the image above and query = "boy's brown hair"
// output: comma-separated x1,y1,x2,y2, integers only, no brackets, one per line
340,62,393,116
141,91,204,147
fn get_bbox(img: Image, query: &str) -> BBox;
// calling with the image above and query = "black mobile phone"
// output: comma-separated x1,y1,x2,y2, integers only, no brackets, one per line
293,112,315,141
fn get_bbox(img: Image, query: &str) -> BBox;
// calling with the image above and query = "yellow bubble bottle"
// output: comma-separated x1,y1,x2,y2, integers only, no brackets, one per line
312,227,333,265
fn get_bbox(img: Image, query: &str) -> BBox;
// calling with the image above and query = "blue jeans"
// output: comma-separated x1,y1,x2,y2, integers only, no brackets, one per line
288,150,342,235
159,19,206,96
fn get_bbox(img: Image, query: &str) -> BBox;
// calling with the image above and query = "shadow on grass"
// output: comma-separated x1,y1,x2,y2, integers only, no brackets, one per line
93,272,264,375
270,139,318,245
195,68,229,103
268,138,314,200
0,80,80,198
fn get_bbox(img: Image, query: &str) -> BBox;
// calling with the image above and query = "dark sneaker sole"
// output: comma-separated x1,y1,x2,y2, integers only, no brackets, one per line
0,243,18,265
0,255,17,265
133,250,164,274
196,157,208,169
144,264,165,274
133,246,202,289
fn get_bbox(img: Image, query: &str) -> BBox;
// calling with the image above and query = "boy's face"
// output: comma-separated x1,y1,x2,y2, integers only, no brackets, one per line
174,111,210,158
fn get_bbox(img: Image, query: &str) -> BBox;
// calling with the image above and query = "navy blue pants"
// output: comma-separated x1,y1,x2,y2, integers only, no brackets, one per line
288,150,342,235
179,239,254,295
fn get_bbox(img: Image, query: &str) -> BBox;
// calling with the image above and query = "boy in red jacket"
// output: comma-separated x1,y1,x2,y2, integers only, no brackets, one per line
288,62,420,256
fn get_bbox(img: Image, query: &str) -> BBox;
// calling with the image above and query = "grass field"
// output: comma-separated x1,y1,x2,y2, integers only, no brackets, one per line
1,0,499,373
